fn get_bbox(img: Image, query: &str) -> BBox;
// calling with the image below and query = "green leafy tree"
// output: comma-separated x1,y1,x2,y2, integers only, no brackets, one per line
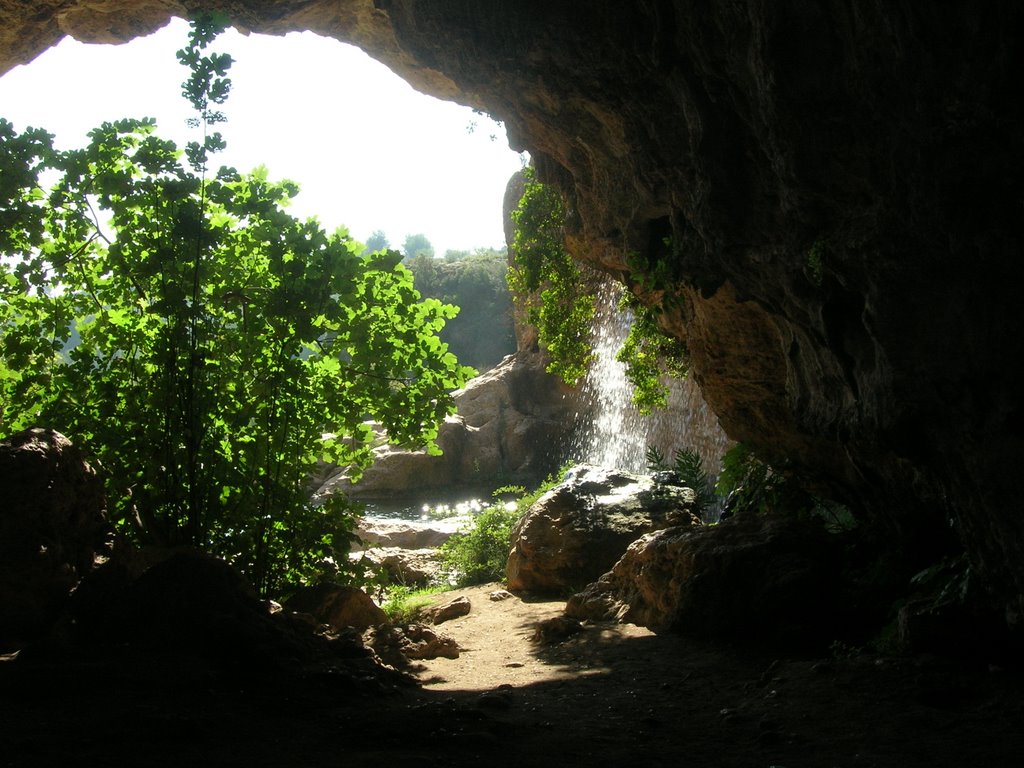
364,229,389,253
0,13,473,596
402,232,434,261
405,247,516,370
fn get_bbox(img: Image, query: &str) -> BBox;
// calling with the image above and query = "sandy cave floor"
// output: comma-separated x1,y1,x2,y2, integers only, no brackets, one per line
2,583,1024,767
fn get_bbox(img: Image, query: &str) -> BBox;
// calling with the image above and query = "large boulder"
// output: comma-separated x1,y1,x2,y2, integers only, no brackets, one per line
565,514,843,650
284,582,386,632
41,548,386,679
0,428,109,647
505,464,701,594
364,623,461,668
50,550,283,658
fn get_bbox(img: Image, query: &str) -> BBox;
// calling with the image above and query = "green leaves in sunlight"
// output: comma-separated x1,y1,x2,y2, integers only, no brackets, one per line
508,165,595,385
0,14,472,597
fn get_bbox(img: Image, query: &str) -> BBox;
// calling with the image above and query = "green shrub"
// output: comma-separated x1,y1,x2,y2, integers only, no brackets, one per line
716,443,856,531
439,503,521,586
646,446,716,514
379,584,448,624
438,463,573,586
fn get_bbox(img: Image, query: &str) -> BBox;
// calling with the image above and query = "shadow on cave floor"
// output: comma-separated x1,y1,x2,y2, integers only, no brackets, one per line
3,587,1024,768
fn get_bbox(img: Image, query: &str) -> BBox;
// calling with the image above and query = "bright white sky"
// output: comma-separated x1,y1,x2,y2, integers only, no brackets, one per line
0,17,523,256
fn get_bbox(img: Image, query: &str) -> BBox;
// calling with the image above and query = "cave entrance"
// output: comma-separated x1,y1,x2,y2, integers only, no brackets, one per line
0,16,522,256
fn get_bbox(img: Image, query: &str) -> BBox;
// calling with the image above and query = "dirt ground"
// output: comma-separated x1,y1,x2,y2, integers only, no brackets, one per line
2,583,1023,767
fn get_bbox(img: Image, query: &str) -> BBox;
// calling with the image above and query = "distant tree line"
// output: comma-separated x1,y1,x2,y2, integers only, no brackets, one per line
363,231,516,372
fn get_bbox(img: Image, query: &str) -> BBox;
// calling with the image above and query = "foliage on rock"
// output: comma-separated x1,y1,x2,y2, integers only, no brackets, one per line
617,293,689,413
0,14,473,596
507,165,594,385
716,444,855,532
508,167,688,409
646,445,716,514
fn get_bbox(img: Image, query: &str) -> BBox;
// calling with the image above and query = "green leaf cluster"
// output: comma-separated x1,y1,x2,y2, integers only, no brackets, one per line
0,15,473,596
715,444,854,531
646,445,716,514
507,166,594,385
617,293,689,414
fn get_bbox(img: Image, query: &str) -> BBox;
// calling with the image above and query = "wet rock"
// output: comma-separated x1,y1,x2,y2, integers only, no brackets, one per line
285,582,386,631
0,428,109,647
566,514,843,650
506,464,701,594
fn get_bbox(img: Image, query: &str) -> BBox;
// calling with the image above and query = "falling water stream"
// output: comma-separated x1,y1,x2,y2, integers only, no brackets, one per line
352,277,732,524
571,279,732,476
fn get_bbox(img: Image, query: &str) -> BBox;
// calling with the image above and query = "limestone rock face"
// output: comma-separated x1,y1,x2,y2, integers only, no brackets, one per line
354,519,454,551
318,351,579,498
0,428,108,646
3,2,1023,630
566,514,843,650
506,464,701,594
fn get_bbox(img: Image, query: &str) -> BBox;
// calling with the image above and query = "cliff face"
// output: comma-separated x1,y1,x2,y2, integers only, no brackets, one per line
3,1,1023,629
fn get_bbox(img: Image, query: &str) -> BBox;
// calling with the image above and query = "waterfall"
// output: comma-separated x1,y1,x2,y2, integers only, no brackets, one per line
571,279,732,476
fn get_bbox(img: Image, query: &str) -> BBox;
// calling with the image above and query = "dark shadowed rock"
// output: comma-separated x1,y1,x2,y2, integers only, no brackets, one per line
285,582,386,631
506,464,701,594
0,428,109,647
566,514,843,650
364,623,460,667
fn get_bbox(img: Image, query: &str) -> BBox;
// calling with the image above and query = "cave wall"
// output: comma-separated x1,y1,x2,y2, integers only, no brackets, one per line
3,1,1023,630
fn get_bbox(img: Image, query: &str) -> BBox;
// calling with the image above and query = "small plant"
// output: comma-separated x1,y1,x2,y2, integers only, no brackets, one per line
716,443,804,516
438,503,521,586
646,446,716,514
805,239,827,286
438,463,573,586
716,444,856,530
829,639,861,660
379,584,448,624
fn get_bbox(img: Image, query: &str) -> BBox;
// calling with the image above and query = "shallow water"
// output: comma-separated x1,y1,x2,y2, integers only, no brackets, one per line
358,488,498,529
